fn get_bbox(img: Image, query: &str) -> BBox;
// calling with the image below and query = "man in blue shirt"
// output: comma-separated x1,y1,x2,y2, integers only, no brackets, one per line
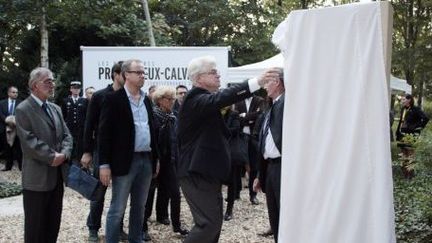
98,59,159,243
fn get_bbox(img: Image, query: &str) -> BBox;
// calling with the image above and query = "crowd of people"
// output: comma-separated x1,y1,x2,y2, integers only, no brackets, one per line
1,55,428,243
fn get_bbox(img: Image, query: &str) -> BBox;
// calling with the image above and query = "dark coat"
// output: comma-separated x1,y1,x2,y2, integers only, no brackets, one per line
98,88,158,176
177,82,253,182
396,105,429,140
61,96,88,136
82,85,113,153
0,98,21,134
234,95,265,135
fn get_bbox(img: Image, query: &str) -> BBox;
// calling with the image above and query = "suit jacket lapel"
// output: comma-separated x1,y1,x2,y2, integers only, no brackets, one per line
250,97,260,113
29,98,55,128
270,94,284,152
120,88,134,126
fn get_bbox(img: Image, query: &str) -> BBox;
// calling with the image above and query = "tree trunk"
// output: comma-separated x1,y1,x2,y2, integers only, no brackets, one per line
140,0,156,46
40,6,49,68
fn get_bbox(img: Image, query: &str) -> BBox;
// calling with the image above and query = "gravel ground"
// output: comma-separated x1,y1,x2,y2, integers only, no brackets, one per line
0,166,274,243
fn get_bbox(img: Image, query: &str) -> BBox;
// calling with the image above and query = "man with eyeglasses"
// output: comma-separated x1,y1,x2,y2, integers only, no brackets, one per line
0,86,22,171
15,67,73,243
172,84,188,117
98,59,159,243
177,56,278,243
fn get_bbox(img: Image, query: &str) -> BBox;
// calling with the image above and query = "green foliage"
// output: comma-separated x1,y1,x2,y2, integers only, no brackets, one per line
0,182,22,199
393,121,432,241
421,100,432,120
393,172,432,242
414,123,432,171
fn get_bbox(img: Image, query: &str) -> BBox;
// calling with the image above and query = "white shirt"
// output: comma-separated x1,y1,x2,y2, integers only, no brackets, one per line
263,94,282,159
242,97,253,134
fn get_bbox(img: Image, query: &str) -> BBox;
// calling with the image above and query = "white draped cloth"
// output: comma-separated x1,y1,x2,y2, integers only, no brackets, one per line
272,2,396,243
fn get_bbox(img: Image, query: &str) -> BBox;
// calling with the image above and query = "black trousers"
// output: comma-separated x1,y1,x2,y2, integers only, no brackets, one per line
226,164,241,212
180,174,223,243
156,163,182,229
23,179,64,243
265,162,281,243
247,136,259,199
4,136,22,170
143,177,169,231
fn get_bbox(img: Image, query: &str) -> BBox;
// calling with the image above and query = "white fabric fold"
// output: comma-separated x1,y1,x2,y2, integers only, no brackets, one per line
273,2,395,243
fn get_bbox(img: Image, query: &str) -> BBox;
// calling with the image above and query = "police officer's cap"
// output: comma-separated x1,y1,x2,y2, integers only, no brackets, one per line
70,81,81,88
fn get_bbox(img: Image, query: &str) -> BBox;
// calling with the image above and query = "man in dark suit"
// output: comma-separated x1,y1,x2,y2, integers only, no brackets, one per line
98,59,158,243
172,84,188,117
61,81,88,162
16,67,73,243
253,68,285,243
0,86,22,171
177,56,278,243
80,61,128,242
234,94,265,204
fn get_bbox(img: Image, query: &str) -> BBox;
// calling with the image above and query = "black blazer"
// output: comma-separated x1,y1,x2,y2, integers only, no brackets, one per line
258,94,284,192
82,85,113,153
396,105,429,140
235,95,265,133
0,98,21,133
177,82,253,182
98,88,158,176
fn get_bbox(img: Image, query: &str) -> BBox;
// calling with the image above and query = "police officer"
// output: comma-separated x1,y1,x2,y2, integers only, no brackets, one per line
62,81,87,162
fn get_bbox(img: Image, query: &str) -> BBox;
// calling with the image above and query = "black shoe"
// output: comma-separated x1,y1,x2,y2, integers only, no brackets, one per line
142,231,151,241
224,212,233,221
88,230,98,242
120,230,128,241
250,196,259,205
173,227,189,235
258,229,273,237
157,218,170,225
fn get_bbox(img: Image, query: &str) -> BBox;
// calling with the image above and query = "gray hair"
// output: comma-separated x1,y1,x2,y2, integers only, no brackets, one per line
187,56,217,84
121,59,143,80
152,86,176,105
28,67,53,89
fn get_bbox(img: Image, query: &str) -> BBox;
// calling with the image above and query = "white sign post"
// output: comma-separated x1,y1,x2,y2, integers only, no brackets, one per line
81,46,229,92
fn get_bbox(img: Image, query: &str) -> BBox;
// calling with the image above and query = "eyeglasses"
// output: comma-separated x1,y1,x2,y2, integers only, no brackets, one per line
202,70,219,76
127,70,145,76
40,79,55,85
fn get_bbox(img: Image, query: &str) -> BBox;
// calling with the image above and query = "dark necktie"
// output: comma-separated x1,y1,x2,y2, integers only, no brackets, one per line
42,102,53,122
260,106,273,154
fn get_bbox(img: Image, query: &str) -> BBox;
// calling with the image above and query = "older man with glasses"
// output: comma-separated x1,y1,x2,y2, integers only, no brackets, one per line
177,56,278,243
16,67,73,243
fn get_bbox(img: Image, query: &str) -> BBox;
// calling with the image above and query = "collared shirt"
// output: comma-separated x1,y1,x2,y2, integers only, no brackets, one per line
263,94,282,159
242,97,253,134
124,88,151,152
30,93,44,107
8,98,16,115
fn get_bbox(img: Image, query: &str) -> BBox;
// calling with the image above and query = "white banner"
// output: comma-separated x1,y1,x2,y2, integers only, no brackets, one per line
81,46,229,93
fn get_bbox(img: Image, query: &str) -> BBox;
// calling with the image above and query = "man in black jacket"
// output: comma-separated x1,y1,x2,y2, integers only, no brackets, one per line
234,95,265,204
253,68,285,243
0,86,22,171
98,59,158,243
80,61,128,242
177,56,277,243
61,81,88,162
